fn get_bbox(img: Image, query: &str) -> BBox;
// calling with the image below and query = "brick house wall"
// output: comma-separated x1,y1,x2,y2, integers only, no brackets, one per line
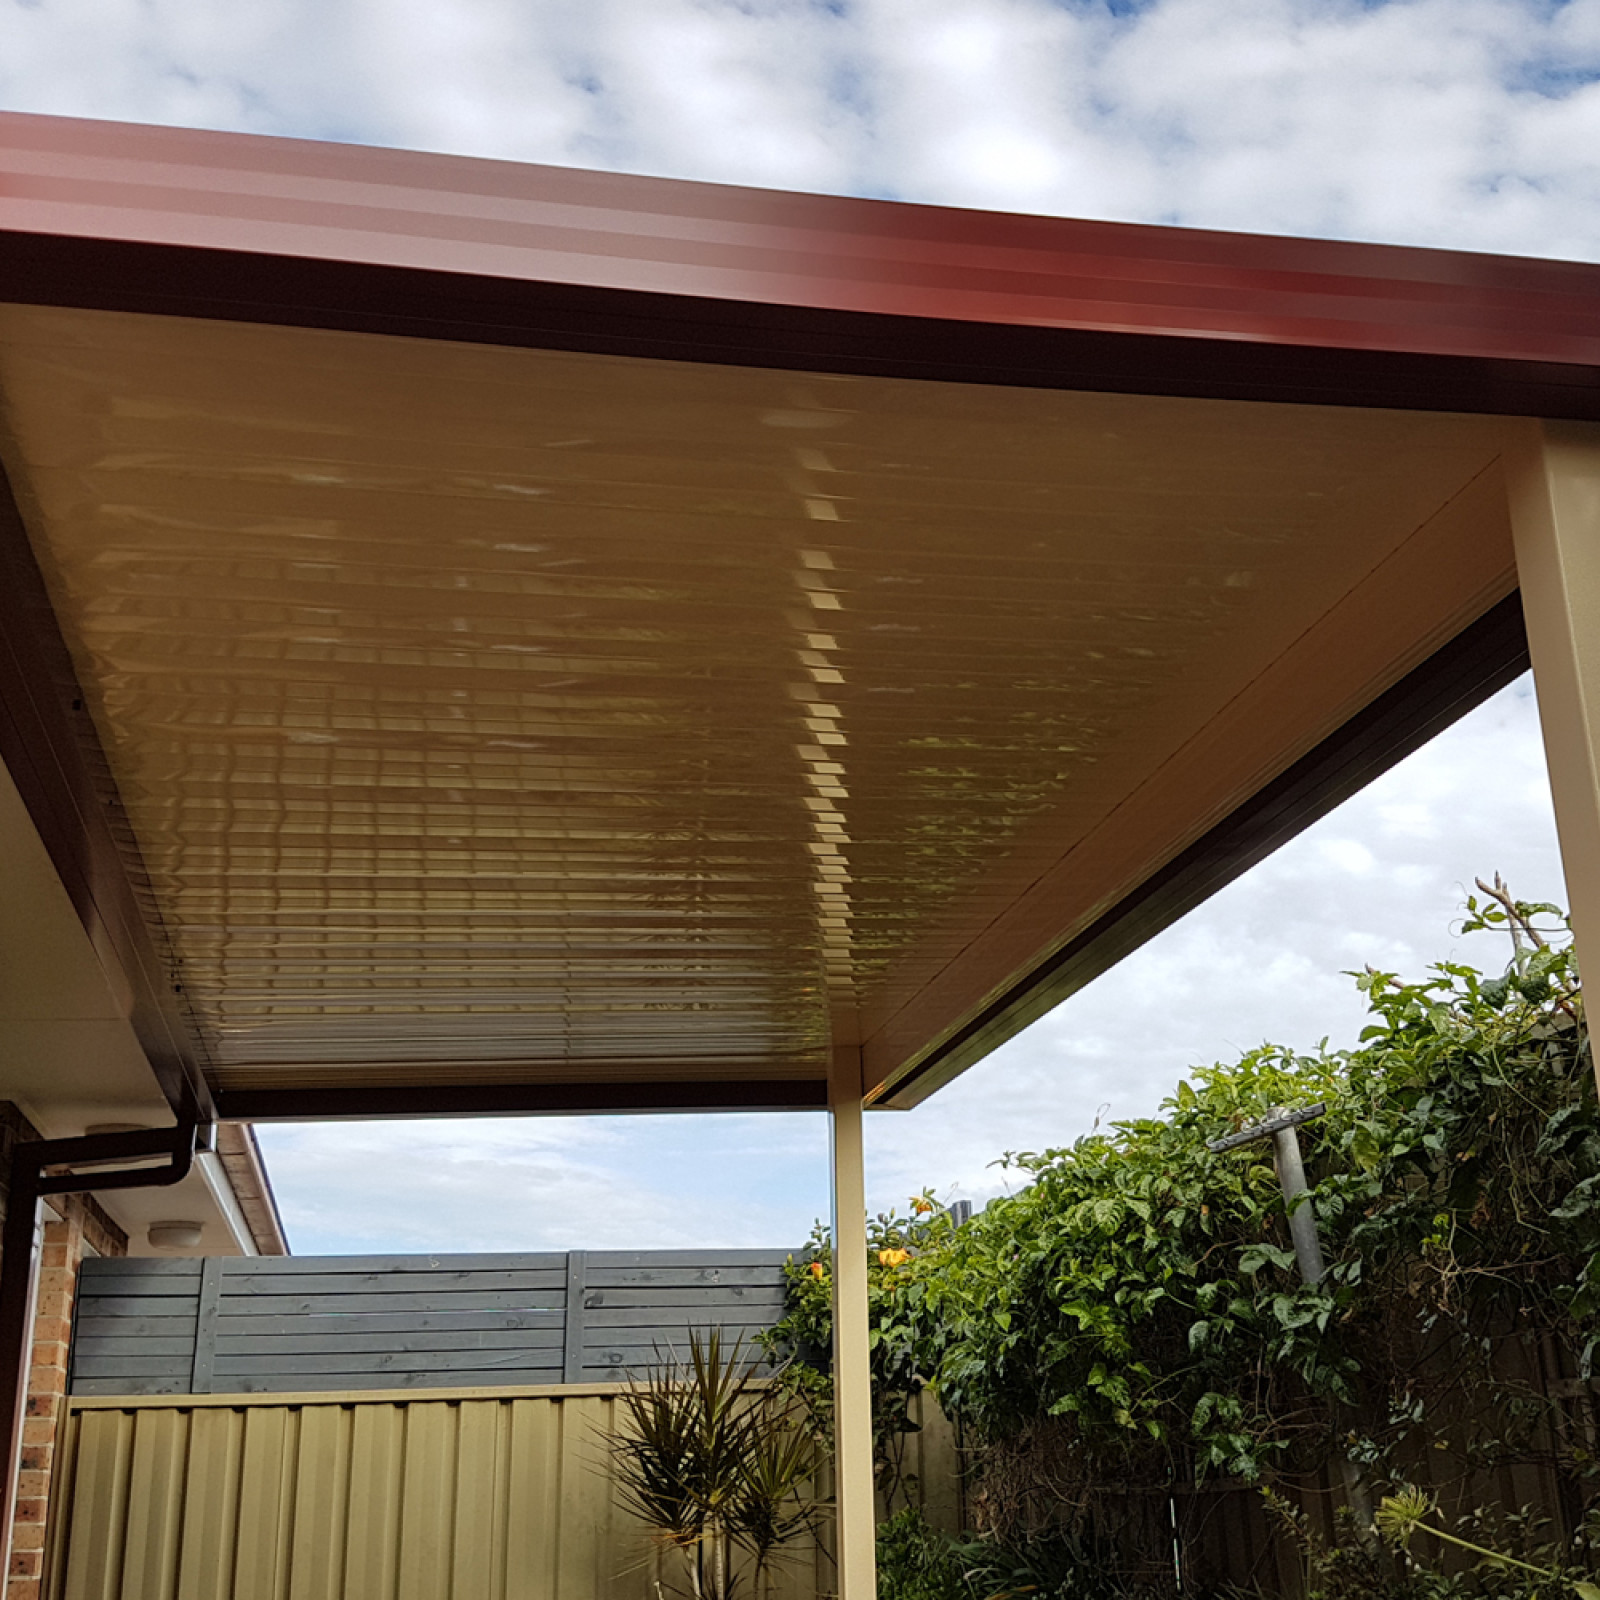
0,1105,127,1600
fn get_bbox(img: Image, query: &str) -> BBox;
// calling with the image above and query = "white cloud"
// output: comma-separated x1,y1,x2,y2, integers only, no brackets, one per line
260,1111,832,1254
4,0,1600,257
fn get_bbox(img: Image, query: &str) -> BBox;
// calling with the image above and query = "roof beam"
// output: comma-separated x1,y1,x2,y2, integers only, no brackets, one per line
214,1078,829,1121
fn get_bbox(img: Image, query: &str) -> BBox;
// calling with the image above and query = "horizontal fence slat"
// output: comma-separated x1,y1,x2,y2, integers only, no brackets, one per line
76,1279,202,1300
583,1266,787,1288
212,1350,567,1376
213,1310,563,1338
587,1252,793,1268
220,1253,570,1275
582,1364,775,1381
71,1336,196,1359
580,1292,786,1316
76,1261,202,1283
73,1315,198,1339
72,1356,194,1379
214,1330,565,1356
70,1376,195,1397
75,1295,212,1320
209,1369,566,1393
222,1270,567,1297
583,1329,775,1358
214,1290,566,1317
582,1325,775,1346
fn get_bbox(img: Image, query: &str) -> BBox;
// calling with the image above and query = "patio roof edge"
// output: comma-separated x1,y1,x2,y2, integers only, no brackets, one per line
1,231,1597,421
874,590,1531,1110
214,1078,831,1121
0,459,214,1128
2,112,1600,416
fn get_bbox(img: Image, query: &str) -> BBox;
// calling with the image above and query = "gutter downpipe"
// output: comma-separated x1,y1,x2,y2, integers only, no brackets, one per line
0,1120,200,1566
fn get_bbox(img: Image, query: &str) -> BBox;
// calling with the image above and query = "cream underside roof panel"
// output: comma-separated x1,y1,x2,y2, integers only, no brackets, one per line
0,304,1516,1097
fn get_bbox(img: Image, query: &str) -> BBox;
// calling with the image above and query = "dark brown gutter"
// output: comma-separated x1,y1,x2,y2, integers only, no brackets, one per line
215,1077,829,1122
0,1122,198,1560
212,1125,289,1256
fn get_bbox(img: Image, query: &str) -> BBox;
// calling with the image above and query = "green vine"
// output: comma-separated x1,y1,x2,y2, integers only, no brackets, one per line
766,888,1600,1592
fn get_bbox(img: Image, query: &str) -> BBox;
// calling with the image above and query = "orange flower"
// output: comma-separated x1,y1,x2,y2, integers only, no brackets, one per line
808,1261,826,1279
877,1248,911,1267
911,1198,934,1215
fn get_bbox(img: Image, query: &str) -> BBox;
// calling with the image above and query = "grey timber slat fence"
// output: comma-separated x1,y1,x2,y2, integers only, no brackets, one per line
69,1249,794,1396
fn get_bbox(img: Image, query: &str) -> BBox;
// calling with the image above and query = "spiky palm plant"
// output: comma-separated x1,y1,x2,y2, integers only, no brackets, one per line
607,1330,823,1600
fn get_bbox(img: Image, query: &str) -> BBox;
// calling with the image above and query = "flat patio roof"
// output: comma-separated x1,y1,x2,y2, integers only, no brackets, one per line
0,112,1593,1124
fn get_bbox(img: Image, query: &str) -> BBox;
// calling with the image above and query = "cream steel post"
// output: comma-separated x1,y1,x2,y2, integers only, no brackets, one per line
1506,419,1600,1096
829,1044,877,1598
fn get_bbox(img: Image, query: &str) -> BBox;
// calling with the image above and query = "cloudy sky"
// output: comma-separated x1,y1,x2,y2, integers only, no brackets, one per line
4,0,1592,1253
7,0,1600,257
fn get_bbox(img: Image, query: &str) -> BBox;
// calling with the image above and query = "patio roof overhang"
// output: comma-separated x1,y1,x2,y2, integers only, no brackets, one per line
0,113,1595,1126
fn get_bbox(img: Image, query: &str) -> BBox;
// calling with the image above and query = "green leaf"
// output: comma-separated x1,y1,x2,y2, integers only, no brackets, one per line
1239,1242,1298,1276
1350,1123,1383,1172
1480,975,1512,1007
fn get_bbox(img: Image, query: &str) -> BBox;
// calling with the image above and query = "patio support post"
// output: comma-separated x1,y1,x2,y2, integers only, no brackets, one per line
829,1045,877,1599
1507,419,1600,1095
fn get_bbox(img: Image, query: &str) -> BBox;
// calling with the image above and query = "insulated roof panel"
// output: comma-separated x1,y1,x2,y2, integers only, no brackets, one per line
0,302,1516,1106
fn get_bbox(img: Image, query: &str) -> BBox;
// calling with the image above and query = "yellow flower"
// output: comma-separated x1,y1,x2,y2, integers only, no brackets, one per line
808,1261,826,1279
877,1248,911,1267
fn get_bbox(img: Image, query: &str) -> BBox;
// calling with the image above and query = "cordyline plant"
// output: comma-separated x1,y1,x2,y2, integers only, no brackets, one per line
605,1330,824,1600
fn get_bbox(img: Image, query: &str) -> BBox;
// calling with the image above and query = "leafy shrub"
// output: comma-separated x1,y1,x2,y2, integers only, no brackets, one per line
876,1507,986,1600
770,886,1600,1591
758,1195,959,1509
876,1507,1146,1600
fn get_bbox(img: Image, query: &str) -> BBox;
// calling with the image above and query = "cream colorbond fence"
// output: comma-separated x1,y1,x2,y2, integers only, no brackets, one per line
46,1386,959,1600
47,1386,843,1600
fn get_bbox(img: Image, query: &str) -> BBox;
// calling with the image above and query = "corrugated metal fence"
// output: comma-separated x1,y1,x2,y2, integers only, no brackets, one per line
47,1387,961,1600
70,1251,791,1395
46,1386,845,1600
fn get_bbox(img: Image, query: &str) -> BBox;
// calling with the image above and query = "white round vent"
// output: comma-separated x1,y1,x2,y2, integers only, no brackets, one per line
146,1221,204,1251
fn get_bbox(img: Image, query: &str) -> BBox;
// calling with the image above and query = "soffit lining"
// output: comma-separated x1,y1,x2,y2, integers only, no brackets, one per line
0,302,1512,1098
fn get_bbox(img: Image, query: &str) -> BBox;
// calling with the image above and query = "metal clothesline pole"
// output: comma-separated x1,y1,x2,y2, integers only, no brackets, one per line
1206,1102,1378,1550
1207,1102,1328,1284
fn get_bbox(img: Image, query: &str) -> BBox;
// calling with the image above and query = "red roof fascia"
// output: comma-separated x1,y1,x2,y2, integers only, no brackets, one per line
1,111,1599,409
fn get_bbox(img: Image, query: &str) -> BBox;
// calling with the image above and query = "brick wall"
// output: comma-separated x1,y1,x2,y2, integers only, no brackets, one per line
0,1107,126,1600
